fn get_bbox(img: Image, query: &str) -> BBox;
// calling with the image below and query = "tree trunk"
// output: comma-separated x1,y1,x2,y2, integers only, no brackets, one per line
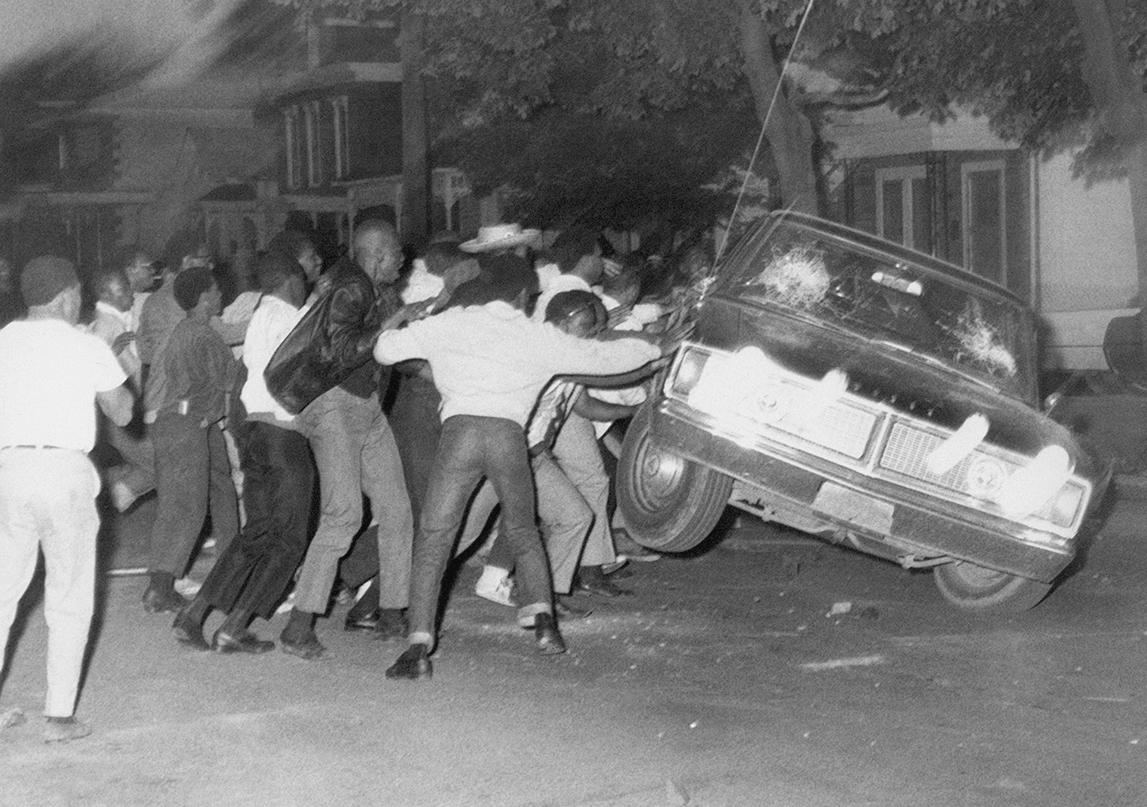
1070,0,1147,361
400,10,429,246
737,1,819,216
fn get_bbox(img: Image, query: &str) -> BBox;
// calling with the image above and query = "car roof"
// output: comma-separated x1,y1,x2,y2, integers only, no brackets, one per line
760,210,1029,308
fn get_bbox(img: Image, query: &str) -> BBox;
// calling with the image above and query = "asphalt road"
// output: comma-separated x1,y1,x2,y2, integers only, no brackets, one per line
1,482,1145,806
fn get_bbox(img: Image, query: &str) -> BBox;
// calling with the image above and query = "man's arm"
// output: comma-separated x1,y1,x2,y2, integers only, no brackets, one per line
559,356,670,388
571,390,637,423
97,385,134,427
540,325,662,378
209,316,247,347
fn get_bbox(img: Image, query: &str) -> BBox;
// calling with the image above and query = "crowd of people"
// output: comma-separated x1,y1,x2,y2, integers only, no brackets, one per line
0,217,692,741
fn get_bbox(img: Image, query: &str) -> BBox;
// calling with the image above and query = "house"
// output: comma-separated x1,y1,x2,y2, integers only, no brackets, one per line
820,105,1138,371
0,6,486,277
0,70,285,274
263,11,482,258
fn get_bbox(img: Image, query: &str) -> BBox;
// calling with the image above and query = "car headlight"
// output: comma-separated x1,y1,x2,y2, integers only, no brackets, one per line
965,455,1007,498
668,346,710,400
1031,481,1086,530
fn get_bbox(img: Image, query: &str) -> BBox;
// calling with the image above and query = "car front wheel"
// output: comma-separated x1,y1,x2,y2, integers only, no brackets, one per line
616,403,733,552
932,561,1053,614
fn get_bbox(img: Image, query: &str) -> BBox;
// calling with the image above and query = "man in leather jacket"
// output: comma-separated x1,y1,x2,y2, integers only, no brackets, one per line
278,219,415,660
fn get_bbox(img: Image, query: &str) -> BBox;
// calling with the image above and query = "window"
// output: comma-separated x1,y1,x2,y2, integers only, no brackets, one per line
332,96,350,180
875,165,930,253
305,101,323,187
962,160,1006,284
284,107,303,190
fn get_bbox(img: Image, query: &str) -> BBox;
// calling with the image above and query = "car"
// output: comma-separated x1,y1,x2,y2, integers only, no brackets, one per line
616,210,1110,614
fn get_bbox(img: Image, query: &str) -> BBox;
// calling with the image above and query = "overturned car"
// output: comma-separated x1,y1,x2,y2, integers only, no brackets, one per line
617,211,1109,614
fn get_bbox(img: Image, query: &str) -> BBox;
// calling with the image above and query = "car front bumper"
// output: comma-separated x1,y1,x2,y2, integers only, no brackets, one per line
650,400,1076,583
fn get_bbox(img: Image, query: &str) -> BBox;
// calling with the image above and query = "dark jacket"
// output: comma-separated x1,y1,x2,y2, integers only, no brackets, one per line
264,257,399,414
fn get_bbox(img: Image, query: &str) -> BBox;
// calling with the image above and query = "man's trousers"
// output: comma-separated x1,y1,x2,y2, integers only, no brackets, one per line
294,386,413,614
0,448,99,717
196,421,314,619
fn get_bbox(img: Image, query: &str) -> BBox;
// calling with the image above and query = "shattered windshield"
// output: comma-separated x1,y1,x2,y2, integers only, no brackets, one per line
717,221,1037,398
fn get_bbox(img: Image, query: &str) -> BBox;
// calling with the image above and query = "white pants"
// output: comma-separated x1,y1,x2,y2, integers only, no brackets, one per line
0,448,99,717
552,413,617,567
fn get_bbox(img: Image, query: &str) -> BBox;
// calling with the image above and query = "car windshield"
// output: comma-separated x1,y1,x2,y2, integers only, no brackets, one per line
717,220,1037,399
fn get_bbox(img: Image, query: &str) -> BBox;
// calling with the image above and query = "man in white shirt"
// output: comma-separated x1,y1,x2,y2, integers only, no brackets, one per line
122,248,156,326
89,266,155,512
531,227,604,324
171,253,313,654
0,256,132,743
373,259,665,680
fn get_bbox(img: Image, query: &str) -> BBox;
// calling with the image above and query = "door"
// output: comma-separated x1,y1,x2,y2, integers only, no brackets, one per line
875,165,931,253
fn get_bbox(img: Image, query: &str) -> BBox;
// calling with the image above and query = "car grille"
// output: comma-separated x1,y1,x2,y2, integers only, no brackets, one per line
879,422,970,489
776,394,878,460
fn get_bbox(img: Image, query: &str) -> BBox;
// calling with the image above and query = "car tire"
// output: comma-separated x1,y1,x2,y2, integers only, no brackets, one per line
932,561,1053,614
616,403,733,552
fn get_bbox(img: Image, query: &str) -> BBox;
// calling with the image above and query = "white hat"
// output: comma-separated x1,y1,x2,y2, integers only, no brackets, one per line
459,223,541,253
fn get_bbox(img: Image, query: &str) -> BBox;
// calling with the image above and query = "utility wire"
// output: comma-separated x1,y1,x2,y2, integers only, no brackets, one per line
716,0,818,265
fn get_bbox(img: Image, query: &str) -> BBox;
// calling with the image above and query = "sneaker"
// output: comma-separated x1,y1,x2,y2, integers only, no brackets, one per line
602,559,629,576
474,567,515,607
110,480,137,513
1,707,25,731
613,528,660,562
44,716,91,743
275,589,297,616
174,577,202,597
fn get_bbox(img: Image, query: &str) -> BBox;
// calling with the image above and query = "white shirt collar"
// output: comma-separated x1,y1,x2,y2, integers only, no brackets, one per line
95,300,132,325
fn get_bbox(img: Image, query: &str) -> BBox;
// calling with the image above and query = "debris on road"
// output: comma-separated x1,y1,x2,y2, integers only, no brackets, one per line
827,601,852,617
799,654,885,671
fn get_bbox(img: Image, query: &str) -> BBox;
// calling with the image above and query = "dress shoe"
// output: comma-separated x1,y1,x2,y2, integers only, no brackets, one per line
279,632,328,660
344,609,381,633
556,597,593,620
386,643,432,680
171,610,210,651
213,629,275,655
534,613,566,655
517,598,592,628
575,566,633,598
371,608,408,641
142,586,188,614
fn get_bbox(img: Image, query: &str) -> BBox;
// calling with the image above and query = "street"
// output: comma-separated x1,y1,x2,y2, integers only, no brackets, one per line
1,481,1145,807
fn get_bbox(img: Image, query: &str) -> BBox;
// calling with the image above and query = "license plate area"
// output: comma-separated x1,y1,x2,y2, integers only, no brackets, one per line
812,481,895,535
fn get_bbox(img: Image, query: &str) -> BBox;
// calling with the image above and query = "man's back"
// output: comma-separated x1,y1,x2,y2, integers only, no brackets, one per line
0,319,125,451
374,301,659,427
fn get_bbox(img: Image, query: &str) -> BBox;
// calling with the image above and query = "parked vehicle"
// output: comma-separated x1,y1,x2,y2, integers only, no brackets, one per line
617,211,1110,614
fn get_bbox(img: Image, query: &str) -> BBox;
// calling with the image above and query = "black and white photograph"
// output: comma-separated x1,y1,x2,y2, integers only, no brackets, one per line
0,1,1143,804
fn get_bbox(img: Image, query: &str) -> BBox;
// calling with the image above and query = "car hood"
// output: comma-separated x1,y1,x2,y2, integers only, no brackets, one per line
698,295,1098,476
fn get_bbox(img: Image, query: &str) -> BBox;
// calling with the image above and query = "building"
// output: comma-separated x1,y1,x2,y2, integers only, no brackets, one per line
821,105,1137,371
0,6,484,278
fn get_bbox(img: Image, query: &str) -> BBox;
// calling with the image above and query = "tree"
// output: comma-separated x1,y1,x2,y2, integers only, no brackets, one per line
280,0,829,230
1068,0,1147,353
